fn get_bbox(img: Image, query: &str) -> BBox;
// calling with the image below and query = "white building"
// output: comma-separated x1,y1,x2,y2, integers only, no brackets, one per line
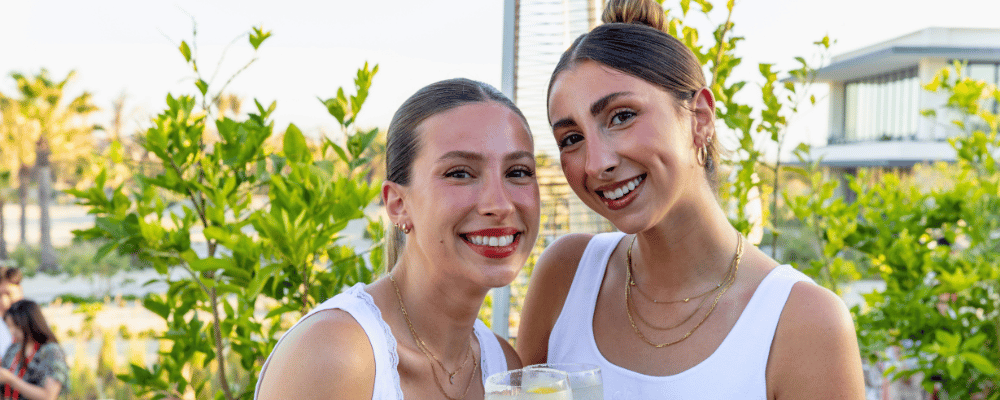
512,0,612,235
514,0,602,158
812,27,1000,169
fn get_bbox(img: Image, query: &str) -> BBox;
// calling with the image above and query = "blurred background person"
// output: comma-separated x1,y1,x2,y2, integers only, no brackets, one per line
0,299,68,400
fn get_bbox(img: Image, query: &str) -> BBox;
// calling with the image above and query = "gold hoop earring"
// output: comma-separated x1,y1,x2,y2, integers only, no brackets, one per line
697,145,708,166
402,224,411,234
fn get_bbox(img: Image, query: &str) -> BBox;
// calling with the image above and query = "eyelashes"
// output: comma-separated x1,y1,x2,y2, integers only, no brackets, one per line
557,108,637,150
443,166,535,179
610,109,637,126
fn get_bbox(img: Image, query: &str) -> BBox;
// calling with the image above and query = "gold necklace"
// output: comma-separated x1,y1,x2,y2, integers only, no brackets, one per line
626,236,738,331
625,232,744,348
629,247,730,304
389,274,478,399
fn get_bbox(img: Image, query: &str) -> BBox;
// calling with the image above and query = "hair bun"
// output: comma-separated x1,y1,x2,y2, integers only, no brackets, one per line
601,0,668,32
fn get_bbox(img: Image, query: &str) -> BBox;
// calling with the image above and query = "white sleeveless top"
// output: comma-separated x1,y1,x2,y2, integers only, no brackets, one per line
255,282,509,400
548,232,815,400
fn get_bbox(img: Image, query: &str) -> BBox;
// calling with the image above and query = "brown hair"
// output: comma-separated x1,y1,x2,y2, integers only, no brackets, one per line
4,299,59,370
4,267,22,285
383,78,528,271
549,0,721,184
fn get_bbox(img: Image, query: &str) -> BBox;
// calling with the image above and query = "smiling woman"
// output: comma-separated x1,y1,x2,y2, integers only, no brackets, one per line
516,0,866,399
255,78,537,400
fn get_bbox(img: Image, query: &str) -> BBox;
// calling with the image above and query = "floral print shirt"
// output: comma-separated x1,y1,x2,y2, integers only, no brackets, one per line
0,342,69,398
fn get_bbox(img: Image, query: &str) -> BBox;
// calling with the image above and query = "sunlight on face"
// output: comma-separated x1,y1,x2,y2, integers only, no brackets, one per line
548,61,703,233
404,101,540,286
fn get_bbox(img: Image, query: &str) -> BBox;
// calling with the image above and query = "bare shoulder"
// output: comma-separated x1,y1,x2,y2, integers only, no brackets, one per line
256,309,376,400
531,233,596,293
516,233,594,365
780,281,856,338
767,281,865,400
494,333,523,370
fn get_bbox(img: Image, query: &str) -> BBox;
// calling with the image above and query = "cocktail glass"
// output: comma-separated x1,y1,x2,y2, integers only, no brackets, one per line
484,367,574,400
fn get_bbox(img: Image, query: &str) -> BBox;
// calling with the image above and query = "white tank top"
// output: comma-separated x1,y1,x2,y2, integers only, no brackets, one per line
255,282,509,400
548,232,814,400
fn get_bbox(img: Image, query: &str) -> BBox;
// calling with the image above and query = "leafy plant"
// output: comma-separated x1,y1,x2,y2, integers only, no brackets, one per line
68,25,383,400
849,62,1000,399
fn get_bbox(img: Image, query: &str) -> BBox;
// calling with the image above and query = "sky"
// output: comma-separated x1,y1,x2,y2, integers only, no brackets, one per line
2,0,999,154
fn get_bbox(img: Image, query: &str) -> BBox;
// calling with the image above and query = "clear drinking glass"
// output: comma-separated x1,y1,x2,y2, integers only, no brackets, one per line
484,367,574,400
526,363,603,400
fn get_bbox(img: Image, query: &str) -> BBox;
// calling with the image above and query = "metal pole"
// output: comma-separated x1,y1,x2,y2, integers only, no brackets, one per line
492,0,517,340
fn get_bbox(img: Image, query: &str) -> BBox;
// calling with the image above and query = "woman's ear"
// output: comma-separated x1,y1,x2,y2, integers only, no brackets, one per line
691,87,716,146
382,181,408,225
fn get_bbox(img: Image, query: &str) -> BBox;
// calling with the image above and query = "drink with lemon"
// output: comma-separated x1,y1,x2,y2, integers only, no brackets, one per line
525,363,603,400
485,368,573,400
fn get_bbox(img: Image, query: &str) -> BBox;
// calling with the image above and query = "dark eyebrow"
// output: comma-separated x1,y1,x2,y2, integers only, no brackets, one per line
551,91,632,131
551,118,576,131
590,92,630,116
438,151,483,162
505,151,534,162
438,151,531,163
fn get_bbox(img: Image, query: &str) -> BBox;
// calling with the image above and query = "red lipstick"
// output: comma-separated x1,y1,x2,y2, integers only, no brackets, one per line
594,174,645,211
461,228,521,259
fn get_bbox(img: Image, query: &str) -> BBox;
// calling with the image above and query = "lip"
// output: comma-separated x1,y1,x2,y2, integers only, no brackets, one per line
460,227,522,259
594,174,646,211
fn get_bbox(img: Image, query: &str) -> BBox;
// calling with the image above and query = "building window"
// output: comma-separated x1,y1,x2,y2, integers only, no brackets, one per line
841,67,920,143
967,62,999,115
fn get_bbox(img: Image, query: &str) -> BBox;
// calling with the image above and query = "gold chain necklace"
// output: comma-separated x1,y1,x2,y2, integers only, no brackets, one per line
389,274,478,399
626,236,738,330
630,256,729,304
625,232,744,348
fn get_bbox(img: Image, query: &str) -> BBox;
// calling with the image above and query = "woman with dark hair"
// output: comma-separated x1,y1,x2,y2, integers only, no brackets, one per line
517,0,865,398
0,300,68,400
256,78,539,399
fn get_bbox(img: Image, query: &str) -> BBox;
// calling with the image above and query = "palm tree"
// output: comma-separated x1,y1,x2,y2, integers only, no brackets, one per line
0,93,36,249
0,169,10,260
1,69,99,272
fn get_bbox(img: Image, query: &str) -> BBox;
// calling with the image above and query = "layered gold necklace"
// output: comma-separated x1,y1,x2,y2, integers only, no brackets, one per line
389,274,477,400
625,232,744,348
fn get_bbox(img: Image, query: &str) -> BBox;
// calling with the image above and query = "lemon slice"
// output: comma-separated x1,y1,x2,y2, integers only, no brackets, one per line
527,386,560,394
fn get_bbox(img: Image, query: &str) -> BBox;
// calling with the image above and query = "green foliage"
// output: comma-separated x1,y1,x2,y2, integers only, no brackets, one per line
67,25,383,400
661,0,831,242
782,143,864,293
844,64,1000,398
0,69,100,188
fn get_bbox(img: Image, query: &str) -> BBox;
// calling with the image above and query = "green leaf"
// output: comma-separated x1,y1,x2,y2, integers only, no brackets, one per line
330,142,350,164
961,353,999,375
189,257,230,272
143,297,170,320
179,41,191,62
283,123,311,163
961,334,988,351
946,356,964,378
196,79,208,96
249,25,272,50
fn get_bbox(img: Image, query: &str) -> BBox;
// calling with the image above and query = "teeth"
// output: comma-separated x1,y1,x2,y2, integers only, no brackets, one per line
467,234,515,247
601,176,644,200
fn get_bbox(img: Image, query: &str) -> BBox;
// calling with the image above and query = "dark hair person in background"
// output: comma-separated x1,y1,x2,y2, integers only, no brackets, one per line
516,0,865,398
0,268,24,312
256,78,539,399
0,299,68,400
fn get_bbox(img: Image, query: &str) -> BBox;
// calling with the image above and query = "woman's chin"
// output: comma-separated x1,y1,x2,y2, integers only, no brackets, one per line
479,262,524,288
